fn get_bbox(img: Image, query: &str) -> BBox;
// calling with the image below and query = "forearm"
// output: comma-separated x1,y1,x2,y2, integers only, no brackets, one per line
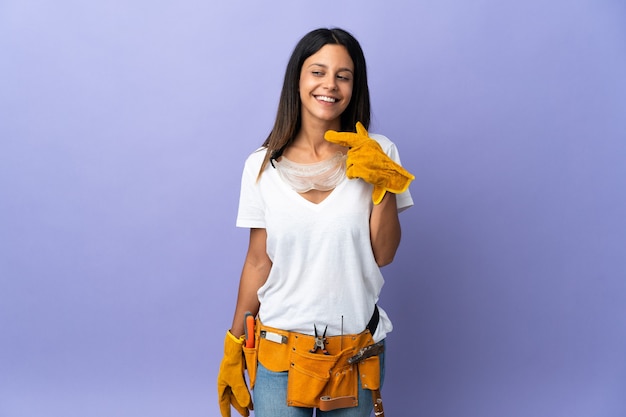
229,272,264,337
229,228,272,337
369,192,401,267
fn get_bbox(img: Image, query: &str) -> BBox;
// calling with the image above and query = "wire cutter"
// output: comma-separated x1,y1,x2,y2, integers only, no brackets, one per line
310,324,329,354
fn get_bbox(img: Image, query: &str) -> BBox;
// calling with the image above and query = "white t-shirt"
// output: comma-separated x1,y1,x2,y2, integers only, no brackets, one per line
236,133,413,342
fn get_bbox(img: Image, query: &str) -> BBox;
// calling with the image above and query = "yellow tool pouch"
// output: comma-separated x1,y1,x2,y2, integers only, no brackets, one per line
252,321,381,410
242,319,288,389
242,345,258,388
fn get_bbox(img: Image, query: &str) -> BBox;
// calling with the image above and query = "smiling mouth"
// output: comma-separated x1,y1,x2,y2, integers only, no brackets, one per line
315,95,338,103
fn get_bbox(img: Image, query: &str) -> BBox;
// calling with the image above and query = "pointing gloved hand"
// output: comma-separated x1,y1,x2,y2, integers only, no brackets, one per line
217,331,253,417
325,122,415,204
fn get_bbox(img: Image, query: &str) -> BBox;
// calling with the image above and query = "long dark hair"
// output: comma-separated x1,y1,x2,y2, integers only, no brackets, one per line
258,28,371,177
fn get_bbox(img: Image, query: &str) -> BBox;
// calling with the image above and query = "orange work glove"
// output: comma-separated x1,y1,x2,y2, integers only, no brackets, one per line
217,331,253,417
325,122,415,204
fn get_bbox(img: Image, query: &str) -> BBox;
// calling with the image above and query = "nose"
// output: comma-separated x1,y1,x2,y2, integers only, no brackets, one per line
324,75,338,91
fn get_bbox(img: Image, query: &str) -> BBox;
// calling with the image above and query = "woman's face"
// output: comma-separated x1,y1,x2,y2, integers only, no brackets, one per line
299,44,354,128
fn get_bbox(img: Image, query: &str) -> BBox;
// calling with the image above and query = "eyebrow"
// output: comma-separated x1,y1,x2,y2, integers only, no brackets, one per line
308,63,354,73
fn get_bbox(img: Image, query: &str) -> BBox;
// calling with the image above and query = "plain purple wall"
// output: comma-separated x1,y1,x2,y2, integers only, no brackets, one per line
1,1,625,416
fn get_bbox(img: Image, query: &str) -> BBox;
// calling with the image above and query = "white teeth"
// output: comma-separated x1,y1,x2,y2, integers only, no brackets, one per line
316,96,337,103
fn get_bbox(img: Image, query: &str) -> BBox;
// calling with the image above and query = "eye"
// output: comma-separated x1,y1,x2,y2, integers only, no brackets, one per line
312,71,325,77
337,74,351,81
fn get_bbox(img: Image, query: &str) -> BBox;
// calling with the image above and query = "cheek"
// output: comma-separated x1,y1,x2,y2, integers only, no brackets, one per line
343,86,354,106
299,87,308,105
299,77,311,97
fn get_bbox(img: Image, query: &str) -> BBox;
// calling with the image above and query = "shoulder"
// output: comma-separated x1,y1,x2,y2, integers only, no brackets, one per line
369,132,393,147
369,133,399,156
245,147,267,164
242,147,268,172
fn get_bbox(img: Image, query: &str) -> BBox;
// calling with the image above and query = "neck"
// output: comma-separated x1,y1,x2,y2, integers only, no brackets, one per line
287,119,345,162
295,119,341,150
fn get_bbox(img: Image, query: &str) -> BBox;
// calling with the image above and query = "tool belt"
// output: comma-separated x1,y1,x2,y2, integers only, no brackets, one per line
243,319,383,410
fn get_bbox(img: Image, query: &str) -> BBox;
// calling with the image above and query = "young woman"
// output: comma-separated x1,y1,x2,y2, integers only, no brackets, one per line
218,28,414,417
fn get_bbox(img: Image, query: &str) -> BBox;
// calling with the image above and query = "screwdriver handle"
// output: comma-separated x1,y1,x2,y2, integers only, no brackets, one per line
244,312,255,348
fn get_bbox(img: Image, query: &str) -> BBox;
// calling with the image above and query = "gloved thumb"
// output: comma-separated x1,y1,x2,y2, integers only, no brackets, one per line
372,185,387,205
218,385,251,417
231,382,252,413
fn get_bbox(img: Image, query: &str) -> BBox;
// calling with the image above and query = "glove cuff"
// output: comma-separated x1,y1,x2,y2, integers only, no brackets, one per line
226,330,245,345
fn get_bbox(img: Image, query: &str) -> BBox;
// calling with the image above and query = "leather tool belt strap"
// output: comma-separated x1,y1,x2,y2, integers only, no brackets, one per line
243,318,383,411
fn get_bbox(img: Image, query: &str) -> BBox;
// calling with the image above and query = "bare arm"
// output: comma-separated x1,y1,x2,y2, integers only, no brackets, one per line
369,192,401,267
229,228,272,337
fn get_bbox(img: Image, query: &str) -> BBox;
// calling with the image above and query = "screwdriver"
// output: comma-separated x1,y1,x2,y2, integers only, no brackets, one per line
244,311,255,348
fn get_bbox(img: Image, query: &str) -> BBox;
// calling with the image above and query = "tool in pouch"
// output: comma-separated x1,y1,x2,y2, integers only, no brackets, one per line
244,311,255,348
347,340,385,364
242,311,260,391
310,324,329,354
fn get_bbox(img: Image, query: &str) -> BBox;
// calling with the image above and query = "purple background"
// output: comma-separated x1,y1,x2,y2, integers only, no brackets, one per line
1,1,625,416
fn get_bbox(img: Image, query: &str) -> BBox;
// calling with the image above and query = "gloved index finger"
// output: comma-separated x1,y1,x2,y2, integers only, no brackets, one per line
324,122,371,147
324,129,357,147
325,132,368,149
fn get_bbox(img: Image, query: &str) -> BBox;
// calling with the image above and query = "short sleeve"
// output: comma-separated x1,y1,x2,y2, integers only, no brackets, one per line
236,149,267,228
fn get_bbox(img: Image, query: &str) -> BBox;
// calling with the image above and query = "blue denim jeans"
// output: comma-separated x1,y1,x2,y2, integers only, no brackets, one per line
252,341,385,417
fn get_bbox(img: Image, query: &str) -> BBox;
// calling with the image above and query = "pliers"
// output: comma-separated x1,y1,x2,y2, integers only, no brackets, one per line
310,324,329,355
